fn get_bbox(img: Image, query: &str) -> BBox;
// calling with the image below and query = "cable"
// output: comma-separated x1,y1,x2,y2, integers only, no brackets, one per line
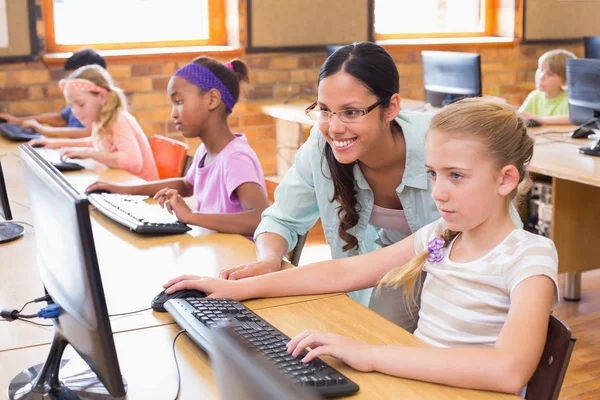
172,330,187,400
9,200,29,209
10,220,34,228
14,318,52,327
109,307,151,318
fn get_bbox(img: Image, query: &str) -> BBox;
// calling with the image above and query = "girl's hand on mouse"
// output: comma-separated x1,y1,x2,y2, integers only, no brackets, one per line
154,188,193,223
519,111,538,122
29,138,62,149
219,257,282,280
85,181,130,195
61,148,92,160
163,274,249,300
286,330,377,372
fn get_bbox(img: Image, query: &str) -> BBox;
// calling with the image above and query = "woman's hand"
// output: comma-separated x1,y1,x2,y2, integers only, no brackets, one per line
154,188,193,223
219,257,282,280
286,330,377,372
163,274,249,300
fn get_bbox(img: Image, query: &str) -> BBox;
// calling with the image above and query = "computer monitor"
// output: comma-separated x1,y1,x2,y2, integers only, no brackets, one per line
584,36,600,59
8,144,126,399
566,58,600,156
210,327,320,400
0,159,25,244
421,50,482,108
325,45,344,57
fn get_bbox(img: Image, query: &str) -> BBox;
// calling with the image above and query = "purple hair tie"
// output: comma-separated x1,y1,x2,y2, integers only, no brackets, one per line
427,237,445,263
174,63,236,112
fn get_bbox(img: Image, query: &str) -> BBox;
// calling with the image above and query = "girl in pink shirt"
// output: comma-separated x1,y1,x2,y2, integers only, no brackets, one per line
29,65,158,181
86,57,269,237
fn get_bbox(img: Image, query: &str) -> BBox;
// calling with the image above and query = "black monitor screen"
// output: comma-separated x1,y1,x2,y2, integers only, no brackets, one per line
584,36,600,59
19,144,125,396
0,160,12,221
567,58,600,125
211,327,319,400
422,50,481,107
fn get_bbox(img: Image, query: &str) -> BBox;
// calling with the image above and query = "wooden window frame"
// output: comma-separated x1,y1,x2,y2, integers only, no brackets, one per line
42,0,227,53
374,0,495,40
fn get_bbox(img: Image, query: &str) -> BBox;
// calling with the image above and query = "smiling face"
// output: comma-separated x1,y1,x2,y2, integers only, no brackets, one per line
425,130,516,232
64,87,105,127
167,76,210,138
316,72,390,165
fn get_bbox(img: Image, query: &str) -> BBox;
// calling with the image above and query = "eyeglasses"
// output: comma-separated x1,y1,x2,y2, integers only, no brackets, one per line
304,99,385,123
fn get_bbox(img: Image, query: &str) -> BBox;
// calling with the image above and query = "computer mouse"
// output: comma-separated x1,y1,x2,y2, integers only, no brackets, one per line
571,127,595,139
0,118,6,123
526,119,542,128
85,189,111,195
151,289,207,312
30,143,45,148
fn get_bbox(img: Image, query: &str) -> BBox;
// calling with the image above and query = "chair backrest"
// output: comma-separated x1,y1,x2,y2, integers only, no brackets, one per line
526,315,576,400
288,233,308,267
150,135,190,179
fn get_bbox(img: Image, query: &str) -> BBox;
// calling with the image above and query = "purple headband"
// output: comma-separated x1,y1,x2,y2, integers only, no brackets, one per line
174,63,236,112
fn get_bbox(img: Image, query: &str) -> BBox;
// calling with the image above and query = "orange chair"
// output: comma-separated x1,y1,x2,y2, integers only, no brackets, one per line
150,135,190,179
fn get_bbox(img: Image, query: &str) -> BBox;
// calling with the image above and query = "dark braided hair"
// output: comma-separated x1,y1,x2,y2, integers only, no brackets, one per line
319,42,400,252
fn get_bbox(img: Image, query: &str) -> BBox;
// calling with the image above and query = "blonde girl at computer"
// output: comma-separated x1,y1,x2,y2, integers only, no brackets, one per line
163,98,558,397
85,57,269,237
29,65,159,181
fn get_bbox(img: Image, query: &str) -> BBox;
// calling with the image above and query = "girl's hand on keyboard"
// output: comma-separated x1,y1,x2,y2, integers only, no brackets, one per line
22,119,43,132
163,275,246,300
155,188,192,222
286,330,377,372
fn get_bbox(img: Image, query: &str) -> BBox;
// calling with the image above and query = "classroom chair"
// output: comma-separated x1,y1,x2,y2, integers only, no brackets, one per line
288,233,308,266
526,315,576,400
150,135,190,179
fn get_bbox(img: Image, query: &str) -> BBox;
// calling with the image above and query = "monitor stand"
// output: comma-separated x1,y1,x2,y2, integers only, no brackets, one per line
7,329,127,400
579,139,600,156
0,221,24,244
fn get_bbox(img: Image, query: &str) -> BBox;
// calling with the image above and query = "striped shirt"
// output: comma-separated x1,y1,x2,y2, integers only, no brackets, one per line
413,218,559,349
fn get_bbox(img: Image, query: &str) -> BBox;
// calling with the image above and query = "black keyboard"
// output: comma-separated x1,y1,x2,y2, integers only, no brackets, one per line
33,148,85,172
165,297,360,398
87,193,192,234
0,123,42,141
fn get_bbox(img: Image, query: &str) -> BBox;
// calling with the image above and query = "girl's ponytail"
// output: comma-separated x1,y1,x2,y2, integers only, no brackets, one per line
377,229,460,310
97,87,126,139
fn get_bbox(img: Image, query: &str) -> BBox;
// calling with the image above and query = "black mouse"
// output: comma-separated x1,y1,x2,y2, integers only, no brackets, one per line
526,119,542,128
30,143,45,148
571,127,596,139
151,289,207,312
85,189,110,195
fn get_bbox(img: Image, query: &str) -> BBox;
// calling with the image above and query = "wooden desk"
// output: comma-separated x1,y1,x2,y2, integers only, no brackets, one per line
0,139,334,351
0,295,518,399
529,127,600,300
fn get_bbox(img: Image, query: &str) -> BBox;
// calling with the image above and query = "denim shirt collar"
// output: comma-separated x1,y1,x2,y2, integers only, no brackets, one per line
353,113,429,192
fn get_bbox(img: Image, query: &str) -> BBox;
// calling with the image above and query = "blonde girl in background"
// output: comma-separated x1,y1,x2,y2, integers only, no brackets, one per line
30,65,159,181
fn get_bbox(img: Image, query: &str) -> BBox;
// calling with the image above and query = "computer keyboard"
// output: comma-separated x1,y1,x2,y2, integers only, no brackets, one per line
33,148,85,172
0,123,42,141
87,192,192,234
165,297,360,398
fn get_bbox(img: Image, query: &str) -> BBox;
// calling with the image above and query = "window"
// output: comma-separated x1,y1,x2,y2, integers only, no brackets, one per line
374,0,492,39
43,0,227,52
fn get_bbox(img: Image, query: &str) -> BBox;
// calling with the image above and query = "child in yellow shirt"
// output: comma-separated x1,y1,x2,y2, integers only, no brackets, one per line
519,49,576,126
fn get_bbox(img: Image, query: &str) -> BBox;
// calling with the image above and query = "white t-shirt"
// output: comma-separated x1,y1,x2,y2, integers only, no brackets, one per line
413,218,559,349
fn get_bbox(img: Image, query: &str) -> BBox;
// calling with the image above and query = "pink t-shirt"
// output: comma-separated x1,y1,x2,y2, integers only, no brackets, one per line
85,112,159,181
186,134,266,214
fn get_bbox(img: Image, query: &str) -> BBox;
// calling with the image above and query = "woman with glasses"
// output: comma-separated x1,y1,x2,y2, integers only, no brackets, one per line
219,42,439,332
